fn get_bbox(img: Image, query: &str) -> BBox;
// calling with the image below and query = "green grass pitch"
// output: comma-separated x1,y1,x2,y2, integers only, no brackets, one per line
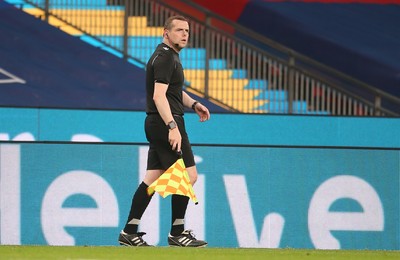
1,246,400,260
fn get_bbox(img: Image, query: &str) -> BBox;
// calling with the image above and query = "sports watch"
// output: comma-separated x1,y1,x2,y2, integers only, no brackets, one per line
192,101,199,110
167,120,177,130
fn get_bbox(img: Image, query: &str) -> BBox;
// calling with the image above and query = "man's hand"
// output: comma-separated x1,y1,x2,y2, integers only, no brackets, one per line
168,128,182,151
194,103,210,122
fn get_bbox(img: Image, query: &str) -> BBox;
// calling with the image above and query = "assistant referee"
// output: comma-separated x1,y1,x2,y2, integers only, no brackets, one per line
119,15,210,247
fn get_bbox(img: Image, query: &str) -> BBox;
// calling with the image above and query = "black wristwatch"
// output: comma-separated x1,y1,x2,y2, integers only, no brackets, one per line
192,101,199,110
167,120,177,130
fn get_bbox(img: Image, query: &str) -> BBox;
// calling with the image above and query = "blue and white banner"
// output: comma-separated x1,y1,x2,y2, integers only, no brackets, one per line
1,143,399,249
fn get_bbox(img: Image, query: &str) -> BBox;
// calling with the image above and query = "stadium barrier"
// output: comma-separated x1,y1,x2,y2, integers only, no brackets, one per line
0,108,399,249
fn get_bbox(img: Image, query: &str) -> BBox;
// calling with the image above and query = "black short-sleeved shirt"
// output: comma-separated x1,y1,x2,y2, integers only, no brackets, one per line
146,43,184,115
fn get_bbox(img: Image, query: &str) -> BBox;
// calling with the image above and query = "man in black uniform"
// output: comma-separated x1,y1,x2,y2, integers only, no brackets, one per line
119,15,210,247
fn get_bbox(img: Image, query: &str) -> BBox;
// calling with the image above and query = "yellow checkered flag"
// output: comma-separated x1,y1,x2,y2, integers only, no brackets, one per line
147,158,198,204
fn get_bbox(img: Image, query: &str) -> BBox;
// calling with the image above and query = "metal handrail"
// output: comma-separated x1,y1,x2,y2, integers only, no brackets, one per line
170,0,400,113
176,0,400,104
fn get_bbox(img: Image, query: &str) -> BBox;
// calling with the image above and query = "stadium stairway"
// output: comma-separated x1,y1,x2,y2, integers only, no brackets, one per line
6,0,309,113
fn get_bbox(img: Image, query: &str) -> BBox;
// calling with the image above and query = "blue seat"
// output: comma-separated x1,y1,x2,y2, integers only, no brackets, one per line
209,59,227,69
45,0,123,9
181,59,227,70
97,36,161,48
128,36,163,48
231,69,247,79
244,79,268,89
254,90,286,101
180,48,206,60
5,0,35,8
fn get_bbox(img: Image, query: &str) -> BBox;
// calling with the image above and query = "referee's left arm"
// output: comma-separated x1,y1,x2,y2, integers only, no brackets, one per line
182,91,210,122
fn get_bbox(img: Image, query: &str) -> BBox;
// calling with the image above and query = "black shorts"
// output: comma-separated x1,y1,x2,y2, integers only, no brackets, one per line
145,114,195,170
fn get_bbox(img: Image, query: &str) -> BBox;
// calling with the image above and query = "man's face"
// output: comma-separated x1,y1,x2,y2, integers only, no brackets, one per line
165,19,189,51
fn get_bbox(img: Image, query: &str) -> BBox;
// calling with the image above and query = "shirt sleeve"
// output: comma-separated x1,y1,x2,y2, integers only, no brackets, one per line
152,52,175,85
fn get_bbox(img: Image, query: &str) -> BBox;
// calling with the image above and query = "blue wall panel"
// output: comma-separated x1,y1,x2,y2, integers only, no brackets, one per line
0,107,399,249
0,143,398,249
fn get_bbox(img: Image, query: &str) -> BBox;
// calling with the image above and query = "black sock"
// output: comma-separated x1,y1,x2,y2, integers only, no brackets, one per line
123,182,153,234
170,194,189,236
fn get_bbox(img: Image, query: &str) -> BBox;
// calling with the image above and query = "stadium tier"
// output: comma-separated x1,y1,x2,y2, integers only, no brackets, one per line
4,0,305,114
0,0,225,111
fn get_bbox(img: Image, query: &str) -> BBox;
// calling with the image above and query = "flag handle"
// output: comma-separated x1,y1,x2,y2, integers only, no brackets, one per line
176,150,198,205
